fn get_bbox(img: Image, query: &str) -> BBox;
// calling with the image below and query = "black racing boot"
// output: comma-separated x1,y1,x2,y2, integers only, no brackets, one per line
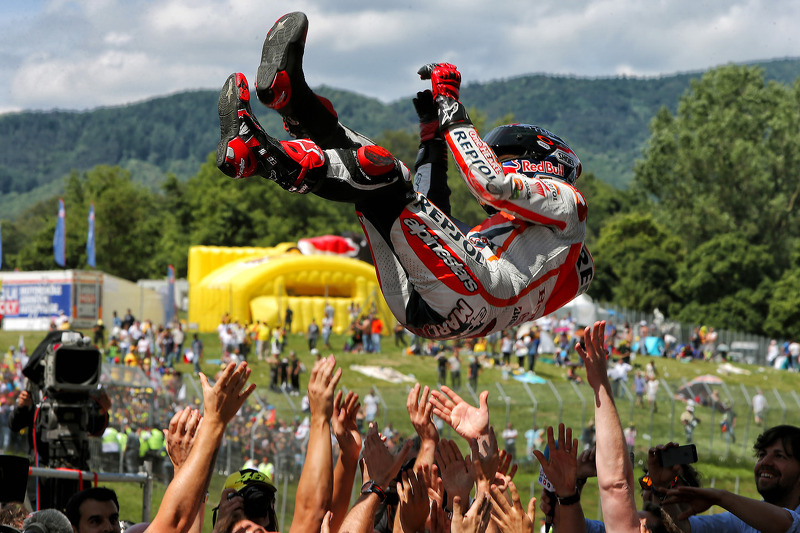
255,12,353,149
216,72,325,194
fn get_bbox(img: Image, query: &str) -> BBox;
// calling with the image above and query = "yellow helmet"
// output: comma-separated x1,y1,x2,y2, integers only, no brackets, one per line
223,469,276,492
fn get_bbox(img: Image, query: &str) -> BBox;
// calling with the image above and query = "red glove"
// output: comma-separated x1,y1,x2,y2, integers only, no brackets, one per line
418,63,461,101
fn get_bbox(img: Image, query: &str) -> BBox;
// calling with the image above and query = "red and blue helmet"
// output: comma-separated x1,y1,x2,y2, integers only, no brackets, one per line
483,124,582,185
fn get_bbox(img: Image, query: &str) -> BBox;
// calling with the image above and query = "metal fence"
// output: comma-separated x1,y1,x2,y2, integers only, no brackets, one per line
595,302,773,365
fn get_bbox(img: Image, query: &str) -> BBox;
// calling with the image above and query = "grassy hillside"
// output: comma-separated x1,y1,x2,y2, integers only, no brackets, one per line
1,58,798,219
5,327,796,530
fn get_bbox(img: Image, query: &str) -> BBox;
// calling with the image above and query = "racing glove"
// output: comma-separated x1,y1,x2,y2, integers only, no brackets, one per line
418,63,471,130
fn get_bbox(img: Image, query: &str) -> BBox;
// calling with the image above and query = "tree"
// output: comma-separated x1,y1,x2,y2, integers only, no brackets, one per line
670,233,775,332
588,212,682,311
634,65,800,269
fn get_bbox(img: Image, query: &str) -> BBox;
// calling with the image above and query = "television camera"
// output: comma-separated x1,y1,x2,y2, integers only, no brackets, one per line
22,330,105,469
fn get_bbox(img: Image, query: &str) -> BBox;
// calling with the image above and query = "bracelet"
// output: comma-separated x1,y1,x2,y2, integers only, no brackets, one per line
360,480,387,502
557,491,581,506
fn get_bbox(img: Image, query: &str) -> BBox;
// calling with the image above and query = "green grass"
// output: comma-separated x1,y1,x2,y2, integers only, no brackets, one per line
5,328,797,530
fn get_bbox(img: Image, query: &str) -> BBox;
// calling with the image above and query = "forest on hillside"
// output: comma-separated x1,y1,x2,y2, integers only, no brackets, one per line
2,62,800,338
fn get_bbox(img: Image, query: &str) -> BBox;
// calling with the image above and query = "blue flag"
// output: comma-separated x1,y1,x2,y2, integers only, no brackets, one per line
166,264,176,324
86,203,96,268
53,198,66,267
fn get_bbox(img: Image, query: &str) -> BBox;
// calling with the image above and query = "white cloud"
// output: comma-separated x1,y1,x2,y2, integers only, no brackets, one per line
1,0,799,111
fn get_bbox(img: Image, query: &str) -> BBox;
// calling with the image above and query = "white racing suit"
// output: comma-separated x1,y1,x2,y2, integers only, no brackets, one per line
277,92,594,341
354,121,594,340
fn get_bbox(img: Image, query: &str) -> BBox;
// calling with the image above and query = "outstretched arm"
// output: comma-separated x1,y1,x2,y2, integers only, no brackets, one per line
147,362,255,533
665,486,796,533
420,63,586,231
532,424,586,533
576,321,639,533
330,389,361,533
408,383,439,473
164,407,206,533
429,385,489,441
289,356,342,533
336,423,413,533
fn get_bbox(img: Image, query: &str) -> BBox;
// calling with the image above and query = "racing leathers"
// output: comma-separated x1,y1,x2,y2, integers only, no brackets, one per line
359,121,594,340
217,31,593,340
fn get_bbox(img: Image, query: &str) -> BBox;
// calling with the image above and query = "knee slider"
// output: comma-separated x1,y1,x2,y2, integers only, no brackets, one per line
357,145,396,177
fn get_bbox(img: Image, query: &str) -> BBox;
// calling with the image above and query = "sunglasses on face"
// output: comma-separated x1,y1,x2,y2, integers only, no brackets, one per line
212,487,276,527
638,474,679,491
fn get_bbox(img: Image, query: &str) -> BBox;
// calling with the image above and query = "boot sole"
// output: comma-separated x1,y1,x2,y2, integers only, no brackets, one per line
256,12,308,108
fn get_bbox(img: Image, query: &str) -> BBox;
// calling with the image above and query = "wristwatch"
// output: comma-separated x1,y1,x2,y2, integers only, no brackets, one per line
556,491,581,506
360,480,387,502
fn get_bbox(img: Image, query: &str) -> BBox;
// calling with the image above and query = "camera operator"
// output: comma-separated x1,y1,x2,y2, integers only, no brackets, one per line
7,331,111,511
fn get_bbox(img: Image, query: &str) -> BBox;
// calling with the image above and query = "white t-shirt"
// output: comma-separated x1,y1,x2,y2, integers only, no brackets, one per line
646,379,659,400
364,393,379,421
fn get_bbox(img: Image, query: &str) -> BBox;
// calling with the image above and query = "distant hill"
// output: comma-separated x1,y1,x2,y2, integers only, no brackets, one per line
1,57,798,219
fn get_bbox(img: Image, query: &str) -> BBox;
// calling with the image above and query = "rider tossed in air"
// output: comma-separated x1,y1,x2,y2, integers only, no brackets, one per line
216,11,594,341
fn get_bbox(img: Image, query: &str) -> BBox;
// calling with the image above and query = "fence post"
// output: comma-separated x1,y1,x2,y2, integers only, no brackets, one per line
142,471,153,522
739,384,753,458
568,380,587,433
658,379,676,442
771,388,787,425
279,470,290,532
522,382,539,431
699,382,716,456
546,380,563,426
373,386,389,429
466,382,481,406
495,382,512,427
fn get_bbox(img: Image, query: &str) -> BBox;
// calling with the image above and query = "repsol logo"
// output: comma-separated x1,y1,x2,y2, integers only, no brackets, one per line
403,218,478,292
415,198,486,267
453,129,503,179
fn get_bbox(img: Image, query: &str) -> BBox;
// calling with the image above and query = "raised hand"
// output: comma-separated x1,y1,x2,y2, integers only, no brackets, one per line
427,464,446,508
418,63,461,101
408,383,439,443
211,489,244,533
361,423,413,488
493,449,519,493
468,426,501,489
489,481,534,533
532,424,579,498
332,389,361,458
577,445,598,481
307,356,342,422
646,443,683,490
575,321,610,394
451,491,492,533
429,499,451,533
430,386,489,440
165,406,202,472
199,362,255,426
435,439,473,509
397,468,431,533
663,486,720,519
413,90,439,142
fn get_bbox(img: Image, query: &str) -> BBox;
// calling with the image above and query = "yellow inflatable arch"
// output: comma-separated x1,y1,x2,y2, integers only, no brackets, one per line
188,245,394,335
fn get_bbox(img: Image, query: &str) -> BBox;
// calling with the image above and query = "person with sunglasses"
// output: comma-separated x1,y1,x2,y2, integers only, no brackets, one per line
650,427,800,533
211,470,278,533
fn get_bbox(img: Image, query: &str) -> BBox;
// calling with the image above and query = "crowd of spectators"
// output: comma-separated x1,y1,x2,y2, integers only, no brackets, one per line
4,320,799,533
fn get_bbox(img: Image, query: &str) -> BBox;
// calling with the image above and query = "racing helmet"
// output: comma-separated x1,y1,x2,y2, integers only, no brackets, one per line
484,123,582,185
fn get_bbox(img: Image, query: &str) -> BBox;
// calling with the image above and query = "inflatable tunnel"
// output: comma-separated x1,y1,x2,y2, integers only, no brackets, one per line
187,245,394,335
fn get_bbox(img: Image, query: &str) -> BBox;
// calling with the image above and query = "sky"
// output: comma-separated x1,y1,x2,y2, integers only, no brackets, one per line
1,0,799,114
